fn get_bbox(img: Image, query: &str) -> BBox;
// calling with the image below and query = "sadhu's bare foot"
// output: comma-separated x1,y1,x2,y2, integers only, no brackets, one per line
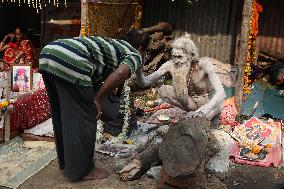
82,167,109,180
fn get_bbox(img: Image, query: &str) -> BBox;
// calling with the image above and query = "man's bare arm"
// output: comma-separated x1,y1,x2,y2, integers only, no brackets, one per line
196,58,226,115
136,60,172,87
94,64,130,102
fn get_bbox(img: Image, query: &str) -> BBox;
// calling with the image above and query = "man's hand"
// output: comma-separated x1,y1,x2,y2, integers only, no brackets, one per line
94,64,131,120
94,99,102,120
185,111,206,119
94,64,130,104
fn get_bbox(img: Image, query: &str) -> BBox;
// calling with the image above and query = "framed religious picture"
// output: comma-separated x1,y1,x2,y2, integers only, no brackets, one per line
11,64,32,93
231,117,272,147
32,72,45,91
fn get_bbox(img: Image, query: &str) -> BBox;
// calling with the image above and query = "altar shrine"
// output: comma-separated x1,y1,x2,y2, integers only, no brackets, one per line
0,70,50,143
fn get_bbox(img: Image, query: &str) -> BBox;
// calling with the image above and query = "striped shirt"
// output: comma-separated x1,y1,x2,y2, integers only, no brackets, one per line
39,36,142,87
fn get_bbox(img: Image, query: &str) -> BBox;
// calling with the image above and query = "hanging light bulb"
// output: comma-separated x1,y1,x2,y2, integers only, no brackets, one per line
0,0,68,11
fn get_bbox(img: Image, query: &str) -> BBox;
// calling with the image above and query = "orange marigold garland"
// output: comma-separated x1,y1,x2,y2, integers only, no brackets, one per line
243,0,263,99
81,24,87,37
0,99,10,113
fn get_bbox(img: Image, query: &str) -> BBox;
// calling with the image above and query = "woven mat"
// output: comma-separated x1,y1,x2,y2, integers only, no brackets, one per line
0,137,56,188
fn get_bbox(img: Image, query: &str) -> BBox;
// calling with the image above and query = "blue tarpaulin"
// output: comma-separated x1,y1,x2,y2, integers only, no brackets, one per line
224,83,284,120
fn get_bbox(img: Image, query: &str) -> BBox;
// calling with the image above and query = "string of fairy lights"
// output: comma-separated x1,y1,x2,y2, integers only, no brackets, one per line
0,0,67,13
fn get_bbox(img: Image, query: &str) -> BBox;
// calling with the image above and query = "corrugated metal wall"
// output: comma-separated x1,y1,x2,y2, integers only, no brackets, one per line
142,0,243,64
142,0,284,64
258,0,284,54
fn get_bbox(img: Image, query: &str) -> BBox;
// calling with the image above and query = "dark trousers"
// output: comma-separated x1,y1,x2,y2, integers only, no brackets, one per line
42,73,97,181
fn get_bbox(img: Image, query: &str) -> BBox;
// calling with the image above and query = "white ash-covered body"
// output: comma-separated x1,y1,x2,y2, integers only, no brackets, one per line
136,34,232,120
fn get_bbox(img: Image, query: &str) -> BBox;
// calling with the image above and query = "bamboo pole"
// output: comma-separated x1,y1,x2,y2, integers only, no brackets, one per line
80,0,88,36
4,72,11,142
235,0,253,114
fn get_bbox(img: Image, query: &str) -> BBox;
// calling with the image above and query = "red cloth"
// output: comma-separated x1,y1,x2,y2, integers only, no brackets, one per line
8,89,51,131
7,42,17,49
3,39,34,68
144,103,173,112
230,143,282,167
219,97,240,127
230,121,282,167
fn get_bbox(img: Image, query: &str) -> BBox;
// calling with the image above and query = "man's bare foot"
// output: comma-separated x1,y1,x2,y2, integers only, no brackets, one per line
82,167,109,180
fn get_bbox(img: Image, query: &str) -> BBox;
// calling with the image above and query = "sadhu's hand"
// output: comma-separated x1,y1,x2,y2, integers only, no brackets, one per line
94,99,102,120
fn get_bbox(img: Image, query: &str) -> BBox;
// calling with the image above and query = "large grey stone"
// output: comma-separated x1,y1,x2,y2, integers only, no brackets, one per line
159,117,211,177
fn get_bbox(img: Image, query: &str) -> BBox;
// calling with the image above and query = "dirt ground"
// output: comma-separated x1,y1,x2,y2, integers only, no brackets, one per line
226,163,284,189
12,152,284,189
16,153,156,189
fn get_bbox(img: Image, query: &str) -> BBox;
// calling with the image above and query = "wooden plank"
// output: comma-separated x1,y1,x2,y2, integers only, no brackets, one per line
3,72,11,143
0,130,21,144
4,112,10,142
20,133,55,142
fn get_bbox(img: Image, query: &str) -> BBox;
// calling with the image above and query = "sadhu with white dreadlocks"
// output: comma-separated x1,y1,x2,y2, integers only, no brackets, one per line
137,34,230,120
